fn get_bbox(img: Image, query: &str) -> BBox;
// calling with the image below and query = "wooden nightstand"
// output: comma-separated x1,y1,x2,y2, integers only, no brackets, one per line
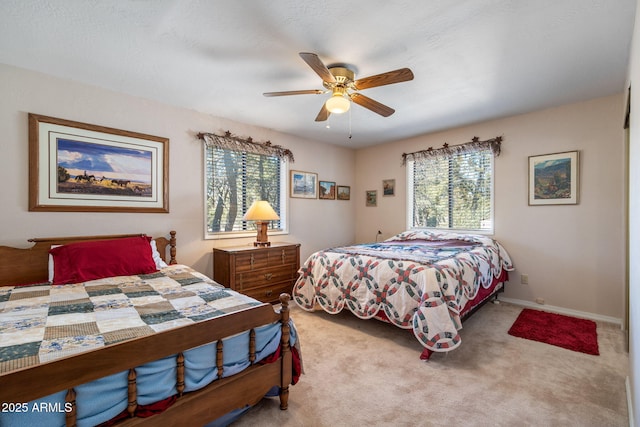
213,242,300,304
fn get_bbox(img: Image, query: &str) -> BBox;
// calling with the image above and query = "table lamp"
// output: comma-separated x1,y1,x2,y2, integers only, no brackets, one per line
243,201,280,247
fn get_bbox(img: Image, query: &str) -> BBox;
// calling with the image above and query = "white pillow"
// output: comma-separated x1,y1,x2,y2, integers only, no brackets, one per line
150,239,169,269
48,245,62,282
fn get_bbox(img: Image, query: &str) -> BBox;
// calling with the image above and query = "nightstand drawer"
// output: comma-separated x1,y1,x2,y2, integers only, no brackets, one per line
234,246,299,272
241,282,294,303
236,265,297,289
234,251,268,271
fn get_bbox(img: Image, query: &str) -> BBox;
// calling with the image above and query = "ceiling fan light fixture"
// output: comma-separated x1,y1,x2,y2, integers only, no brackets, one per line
325,93,350,114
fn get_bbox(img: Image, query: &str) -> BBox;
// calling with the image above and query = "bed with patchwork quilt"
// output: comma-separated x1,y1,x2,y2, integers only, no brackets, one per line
293,230,513,359
0,231,300,427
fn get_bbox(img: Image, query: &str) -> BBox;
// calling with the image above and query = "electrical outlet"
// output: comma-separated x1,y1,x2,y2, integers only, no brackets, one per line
521,273,529,285
535,297,545,305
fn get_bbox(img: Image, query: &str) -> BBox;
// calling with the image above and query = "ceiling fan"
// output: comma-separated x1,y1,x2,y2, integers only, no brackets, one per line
263,52,414,122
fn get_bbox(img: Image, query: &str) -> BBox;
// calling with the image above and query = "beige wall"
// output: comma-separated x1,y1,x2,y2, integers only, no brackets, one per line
0,63,627,322
355,94,626,320
0,64,356,276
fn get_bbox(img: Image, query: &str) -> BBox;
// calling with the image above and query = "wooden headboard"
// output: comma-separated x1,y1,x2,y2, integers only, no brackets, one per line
0,230,177,286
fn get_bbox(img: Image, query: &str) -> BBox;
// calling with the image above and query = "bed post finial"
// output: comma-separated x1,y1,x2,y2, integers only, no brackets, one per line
169,231,177,264
278,293,291,410
279,293,290,320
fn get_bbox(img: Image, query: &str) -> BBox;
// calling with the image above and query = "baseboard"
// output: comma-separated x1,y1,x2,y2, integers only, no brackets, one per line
499,297,622,326
626,376,634,427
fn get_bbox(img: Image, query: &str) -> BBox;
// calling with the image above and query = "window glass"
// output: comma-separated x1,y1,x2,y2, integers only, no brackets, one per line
409,148,493,232
205,146,286,236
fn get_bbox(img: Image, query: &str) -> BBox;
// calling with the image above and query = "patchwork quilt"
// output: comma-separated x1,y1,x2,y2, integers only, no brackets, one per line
293,230,514,352
0,265,261,373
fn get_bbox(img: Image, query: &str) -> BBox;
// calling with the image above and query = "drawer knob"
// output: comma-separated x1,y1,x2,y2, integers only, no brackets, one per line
264,273,273,280
265,290,273,297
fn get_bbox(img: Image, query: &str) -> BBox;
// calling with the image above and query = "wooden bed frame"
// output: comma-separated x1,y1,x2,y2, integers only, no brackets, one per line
0,231,293,426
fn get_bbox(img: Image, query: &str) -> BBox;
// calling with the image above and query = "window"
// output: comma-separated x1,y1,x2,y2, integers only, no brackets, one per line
407,146,495,233
205,146,287,238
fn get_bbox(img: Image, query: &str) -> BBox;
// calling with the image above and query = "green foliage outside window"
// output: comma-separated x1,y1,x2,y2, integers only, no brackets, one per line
411,149,492,231
205,147,283,233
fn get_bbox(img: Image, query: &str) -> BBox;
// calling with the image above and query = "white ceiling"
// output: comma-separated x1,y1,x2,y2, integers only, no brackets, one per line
0,0,636,148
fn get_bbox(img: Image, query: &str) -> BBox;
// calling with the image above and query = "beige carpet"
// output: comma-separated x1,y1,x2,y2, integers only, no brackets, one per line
232,302,629,427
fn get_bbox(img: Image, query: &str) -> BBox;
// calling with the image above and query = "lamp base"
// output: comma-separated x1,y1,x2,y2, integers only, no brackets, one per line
254,221,271,247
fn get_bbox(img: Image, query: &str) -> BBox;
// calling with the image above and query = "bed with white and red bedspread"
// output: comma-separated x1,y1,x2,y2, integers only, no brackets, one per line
293,230,513,359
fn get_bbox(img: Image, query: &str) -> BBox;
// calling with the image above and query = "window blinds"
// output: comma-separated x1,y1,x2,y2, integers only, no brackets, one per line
205,147,282,233
411,146,494,231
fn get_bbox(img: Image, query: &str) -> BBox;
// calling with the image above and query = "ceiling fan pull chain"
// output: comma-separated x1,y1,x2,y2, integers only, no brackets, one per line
348,107,352,139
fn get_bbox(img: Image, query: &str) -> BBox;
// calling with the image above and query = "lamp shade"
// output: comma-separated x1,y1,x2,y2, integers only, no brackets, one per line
325,94,351,114
243,200,280,221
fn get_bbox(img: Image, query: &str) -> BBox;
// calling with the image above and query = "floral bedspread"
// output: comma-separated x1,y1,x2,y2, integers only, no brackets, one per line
293,230,514,352
0,265,261,373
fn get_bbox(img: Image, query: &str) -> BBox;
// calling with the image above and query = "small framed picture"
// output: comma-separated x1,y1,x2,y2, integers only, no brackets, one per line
337,185,351,200
528,151,579,205
319,180,336,200
366,190,377,207
290,170,318,199
382,179,395,196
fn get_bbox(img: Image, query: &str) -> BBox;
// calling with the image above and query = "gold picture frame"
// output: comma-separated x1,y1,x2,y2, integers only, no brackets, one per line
383,179,395,196
290,170,318,199
29,114,169,212
366,190,377,207
528,150,579,205
337,185,351,200
319,180,336,200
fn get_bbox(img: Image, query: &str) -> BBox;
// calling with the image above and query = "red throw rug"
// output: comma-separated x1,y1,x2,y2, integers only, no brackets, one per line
508,308,599,355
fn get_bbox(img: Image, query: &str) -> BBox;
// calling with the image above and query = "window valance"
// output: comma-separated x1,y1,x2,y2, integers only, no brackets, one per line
401,136,503,165
197,131,295,163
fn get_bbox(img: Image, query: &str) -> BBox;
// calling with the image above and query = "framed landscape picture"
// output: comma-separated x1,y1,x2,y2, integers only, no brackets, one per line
319,180,336,200
528,151,579,205
29,113,169,213
337,185,350,200
382,179,395,196
366,190,377,207
290,170,318,198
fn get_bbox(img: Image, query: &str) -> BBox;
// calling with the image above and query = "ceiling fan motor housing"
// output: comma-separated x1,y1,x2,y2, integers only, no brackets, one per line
324,67,355,90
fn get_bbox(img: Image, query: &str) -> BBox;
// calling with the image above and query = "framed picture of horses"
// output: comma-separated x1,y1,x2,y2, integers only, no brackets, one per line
28,113,169,212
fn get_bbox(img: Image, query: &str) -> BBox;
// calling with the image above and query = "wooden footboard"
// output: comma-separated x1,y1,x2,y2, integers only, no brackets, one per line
0,294,292,426
117,295,292,426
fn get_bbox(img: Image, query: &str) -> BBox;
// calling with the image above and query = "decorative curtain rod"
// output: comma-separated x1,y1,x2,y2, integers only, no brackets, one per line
401,136,503,165
197,131,295,163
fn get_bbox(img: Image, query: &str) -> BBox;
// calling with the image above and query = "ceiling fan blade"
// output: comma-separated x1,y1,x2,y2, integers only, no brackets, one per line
315,104,330,122
299,52,337,84
354,68,414,90
350,93,395,117
263,89,325,97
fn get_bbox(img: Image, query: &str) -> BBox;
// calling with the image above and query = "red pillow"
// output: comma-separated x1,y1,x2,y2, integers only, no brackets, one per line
50,236,158,285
